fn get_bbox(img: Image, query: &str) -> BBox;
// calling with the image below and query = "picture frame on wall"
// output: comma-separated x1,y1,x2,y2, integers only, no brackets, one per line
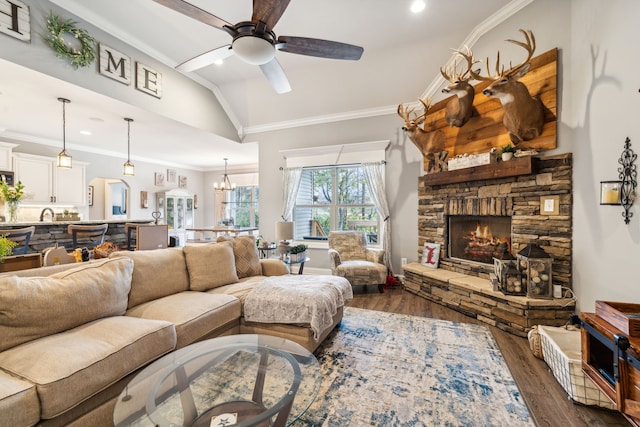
88,185,94,206
179,175,187,188
421,242,441,268
166,168,177,184
154,172,165,186
140,191,148,208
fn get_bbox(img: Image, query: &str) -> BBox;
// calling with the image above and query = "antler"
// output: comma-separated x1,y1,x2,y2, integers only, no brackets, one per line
440,46,478,83
397,103,414,121
470,29,536,82
415,97,432,123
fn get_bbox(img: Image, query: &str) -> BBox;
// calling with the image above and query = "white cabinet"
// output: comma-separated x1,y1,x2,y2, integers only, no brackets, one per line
156,190,195,245
13,153,86,206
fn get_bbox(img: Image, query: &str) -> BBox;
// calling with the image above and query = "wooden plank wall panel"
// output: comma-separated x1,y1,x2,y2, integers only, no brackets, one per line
421,48,558,171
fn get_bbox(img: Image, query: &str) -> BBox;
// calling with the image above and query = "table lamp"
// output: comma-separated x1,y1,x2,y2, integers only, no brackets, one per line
276,221,294,259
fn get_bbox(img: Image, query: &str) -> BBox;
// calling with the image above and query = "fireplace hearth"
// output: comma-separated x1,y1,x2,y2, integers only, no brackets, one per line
448,215,511,264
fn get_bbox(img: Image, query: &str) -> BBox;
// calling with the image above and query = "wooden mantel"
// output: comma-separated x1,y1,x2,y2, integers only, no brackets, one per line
421,156,539,186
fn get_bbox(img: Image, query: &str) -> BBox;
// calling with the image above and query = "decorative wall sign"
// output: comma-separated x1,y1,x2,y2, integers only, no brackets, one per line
98,43,131,85
178,175,187,189
87,185,94,206
154,172,165,186
421,242,441,268
166,168,176,184
140,191,148,208
42,12,96,69
135,62,162,98
0,0,30,42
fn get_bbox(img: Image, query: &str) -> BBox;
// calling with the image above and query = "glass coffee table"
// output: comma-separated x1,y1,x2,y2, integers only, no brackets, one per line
113,335,321,427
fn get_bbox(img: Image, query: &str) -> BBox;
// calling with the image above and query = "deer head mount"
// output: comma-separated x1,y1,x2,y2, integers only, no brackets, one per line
440,47,480,128
470,29,545,144
397,98,447,173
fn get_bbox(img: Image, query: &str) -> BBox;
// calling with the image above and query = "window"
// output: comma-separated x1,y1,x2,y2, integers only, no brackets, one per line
293,165,379,244
226,185,259,228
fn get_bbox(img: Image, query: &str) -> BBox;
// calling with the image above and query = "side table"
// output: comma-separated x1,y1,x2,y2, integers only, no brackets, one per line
285,257,310,275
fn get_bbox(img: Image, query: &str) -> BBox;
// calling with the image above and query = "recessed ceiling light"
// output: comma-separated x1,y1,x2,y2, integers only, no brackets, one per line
89,117,104,122
80,130,92,136
214,59,224,66
410,0,426,13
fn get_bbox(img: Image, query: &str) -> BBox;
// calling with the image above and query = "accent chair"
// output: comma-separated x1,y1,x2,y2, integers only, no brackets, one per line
328,231,386,293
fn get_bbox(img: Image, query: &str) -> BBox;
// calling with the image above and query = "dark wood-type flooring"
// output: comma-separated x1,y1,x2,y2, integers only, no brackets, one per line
347,286,629,427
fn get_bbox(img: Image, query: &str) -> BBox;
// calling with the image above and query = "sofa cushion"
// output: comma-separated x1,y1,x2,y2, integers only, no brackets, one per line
217,235,261,279
0,316,176,420
126,291,241,348
0,257,134,352
183,241,238,290
0,371,40,427
110,247,190,308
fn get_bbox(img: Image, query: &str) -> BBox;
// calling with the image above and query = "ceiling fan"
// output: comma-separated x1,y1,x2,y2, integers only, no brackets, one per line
153,0,364,94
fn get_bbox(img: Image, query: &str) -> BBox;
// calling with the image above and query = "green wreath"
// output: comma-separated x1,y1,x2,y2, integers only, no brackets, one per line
42,12,96,69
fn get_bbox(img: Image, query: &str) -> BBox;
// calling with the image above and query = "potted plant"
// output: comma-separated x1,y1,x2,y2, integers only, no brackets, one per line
499,144,517,161
0,234,17,262
288,244,308,262
0,180,25,223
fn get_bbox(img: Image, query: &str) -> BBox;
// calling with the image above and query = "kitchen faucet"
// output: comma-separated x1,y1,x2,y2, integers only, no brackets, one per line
40,207,55,222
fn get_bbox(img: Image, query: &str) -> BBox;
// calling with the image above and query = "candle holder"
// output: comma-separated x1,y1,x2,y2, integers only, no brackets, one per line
600,180,622,205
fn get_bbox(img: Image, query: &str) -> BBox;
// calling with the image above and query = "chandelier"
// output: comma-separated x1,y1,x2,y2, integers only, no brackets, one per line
213,158,236,191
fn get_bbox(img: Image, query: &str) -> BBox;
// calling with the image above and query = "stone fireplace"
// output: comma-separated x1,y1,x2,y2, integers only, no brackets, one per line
403,154,575,336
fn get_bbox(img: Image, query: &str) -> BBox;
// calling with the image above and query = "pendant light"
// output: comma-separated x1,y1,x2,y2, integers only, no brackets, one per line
213,158,236,191
123,118,135,176
56,97,72,169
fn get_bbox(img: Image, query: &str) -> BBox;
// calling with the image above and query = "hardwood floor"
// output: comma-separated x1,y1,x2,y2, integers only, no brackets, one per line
347,286,629,427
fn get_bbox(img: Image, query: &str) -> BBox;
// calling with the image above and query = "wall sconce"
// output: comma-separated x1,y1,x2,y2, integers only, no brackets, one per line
601,137,637,224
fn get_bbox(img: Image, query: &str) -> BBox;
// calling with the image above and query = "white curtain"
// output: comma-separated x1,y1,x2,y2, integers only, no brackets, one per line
280,167,302,221
362,161,393,275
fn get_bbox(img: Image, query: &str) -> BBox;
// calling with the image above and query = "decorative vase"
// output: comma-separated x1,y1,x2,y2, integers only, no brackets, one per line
6,201,18,223
501,152,514,161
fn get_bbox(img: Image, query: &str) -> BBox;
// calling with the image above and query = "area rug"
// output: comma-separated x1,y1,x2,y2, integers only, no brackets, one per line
294,307,534,427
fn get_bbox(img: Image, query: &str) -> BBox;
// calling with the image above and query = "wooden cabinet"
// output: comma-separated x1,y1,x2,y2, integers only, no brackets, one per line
13,153,86,205
581,311,640,426
156,190,194,245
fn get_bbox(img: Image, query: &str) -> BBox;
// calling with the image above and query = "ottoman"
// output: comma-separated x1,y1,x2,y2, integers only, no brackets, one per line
242,275,353,352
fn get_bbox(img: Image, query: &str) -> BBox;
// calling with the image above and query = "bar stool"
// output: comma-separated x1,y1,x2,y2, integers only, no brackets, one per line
2,226,35,254
124,223,137,250
68,224,108,249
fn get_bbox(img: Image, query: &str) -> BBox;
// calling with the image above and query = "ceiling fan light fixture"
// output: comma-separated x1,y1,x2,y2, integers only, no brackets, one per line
232,36,275,65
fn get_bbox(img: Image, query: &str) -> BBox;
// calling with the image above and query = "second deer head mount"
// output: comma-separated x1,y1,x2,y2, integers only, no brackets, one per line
469,29,545,145
440,46,480,128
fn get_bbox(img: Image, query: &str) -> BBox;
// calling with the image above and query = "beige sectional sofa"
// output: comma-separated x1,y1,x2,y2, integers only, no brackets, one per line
0,236,348,427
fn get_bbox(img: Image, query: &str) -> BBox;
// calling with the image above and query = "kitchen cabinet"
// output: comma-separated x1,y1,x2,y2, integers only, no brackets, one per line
156,190,194,245
13,153,86,206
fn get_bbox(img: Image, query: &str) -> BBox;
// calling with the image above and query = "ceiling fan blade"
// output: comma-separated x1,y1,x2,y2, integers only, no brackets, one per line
277,36,363,60
259,59,291,94
252,0,291,29
176,45,234,72
153,0,231,30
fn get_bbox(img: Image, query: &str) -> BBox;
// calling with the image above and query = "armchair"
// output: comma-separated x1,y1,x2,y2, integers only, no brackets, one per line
328,231,386,293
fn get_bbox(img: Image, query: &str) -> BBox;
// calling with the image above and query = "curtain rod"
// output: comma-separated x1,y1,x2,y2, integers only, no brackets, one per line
279,160,386,170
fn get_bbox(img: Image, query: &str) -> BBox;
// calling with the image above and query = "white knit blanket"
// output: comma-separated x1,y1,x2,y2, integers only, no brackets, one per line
244,275,353,340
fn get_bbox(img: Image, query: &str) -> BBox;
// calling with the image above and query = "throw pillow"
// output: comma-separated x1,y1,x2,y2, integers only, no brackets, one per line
216,235,262,279
109,247,189,308
0,257,134,352
183,241,239,291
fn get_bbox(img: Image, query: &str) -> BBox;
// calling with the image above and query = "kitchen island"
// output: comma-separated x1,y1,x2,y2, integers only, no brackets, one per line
0,219,153,253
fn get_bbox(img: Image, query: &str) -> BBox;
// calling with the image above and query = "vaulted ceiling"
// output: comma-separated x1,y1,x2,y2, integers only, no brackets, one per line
0,0,514,169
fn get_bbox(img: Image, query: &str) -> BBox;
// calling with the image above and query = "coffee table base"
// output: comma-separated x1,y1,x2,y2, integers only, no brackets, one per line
193,401,269,427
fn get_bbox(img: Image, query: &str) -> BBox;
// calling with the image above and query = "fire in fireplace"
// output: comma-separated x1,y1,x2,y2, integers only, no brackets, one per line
448,216,512,264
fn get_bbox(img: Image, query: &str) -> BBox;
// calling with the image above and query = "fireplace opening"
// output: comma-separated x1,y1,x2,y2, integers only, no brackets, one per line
448,215,512,264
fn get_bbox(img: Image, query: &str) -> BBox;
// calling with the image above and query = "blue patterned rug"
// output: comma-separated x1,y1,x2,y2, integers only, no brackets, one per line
294,307,534,427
